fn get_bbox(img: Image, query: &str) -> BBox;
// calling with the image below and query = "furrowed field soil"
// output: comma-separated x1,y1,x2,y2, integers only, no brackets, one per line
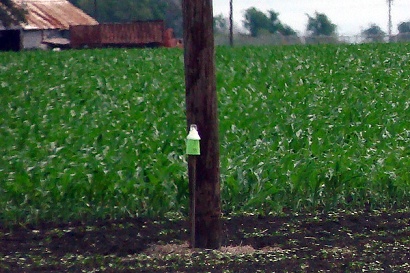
1,209,410,272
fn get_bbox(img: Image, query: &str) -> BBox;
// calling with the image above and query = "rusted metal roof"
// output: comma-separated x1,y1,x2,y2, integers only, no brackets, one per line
12,0,98,30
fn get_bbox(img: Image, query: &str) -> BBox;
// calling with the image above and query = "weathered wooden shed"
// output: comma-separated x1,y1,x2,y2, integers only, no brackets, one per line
1,0,97,50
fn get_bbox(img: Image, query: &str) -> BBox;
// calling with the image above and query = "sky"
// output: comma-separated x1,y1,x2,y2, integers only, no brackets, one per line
212,0,410,36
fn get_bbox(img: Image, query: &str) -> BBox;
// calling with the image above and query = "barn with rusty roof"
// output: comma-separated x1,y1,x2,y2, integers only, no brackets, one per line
0,0,97,50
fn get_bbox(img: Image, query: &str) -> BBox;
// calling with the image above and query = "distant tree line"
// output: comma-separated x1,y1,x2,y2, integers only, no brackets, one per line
0,0,26,27
214,9,338,37
215,7,410,43
361,21,410,42
2,0,410,42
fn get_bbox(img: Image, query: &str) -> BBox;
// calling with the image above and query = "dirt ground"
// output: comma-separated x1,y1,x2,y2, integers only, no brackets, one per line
1,208,410,272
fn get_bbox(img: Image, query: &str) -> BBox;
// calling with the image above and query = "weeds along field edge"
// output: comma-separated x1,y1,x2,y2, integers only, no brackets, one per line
0,44,409,225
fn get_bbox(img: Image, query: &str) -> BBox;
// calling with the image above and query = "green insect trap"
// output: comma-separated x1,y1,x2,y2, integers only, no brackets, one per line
186,124,201,155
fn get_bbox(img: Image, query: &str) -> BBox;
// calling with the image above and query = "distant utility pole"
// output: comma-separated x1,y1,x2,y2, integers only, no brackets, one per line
229,0,233,46
182,0,222,249
387,0,393,40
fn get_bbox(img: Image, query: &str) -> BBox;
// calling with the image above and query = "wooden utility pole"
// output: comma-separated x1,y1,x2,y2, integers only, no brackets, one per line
182,0,221,249
387,0,393,41
229,0,234,46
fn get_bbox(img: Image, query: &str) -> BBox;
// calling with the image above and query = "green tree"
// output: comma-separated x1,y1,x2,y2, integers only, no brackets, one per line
397,21,410,42
243,7,270,37
362,24,385,42
69,0,81,6
267,10,282,34
69,0,182,36
214,14,228,34
75,0,166,22
243,7,296,37
306,12,336,36
164,0,182,37
268,11,296,36
280,25,297,36
0,0,26,27
398,21,410,33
